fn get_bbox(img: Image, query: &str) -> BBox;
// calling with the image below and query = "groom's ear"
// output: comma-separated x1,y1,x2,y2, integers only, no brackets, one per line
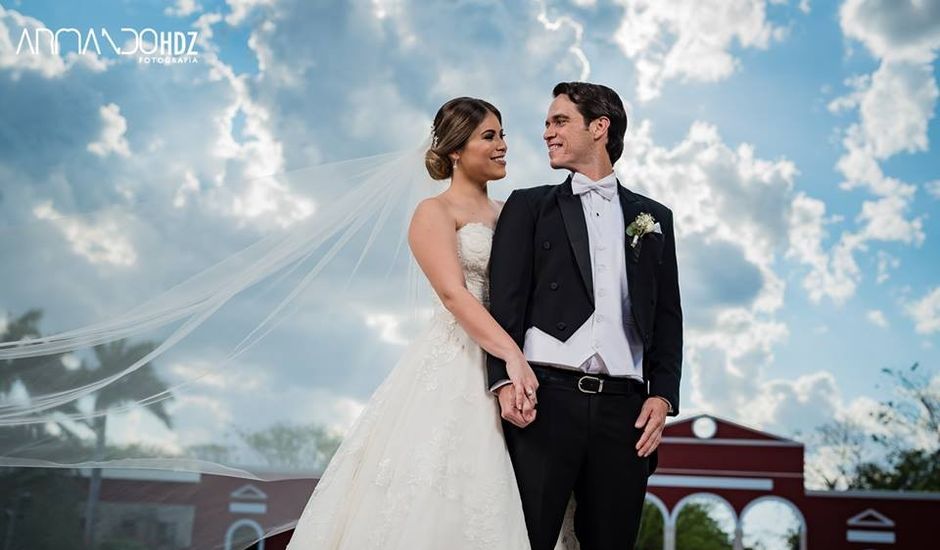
591,116,610,141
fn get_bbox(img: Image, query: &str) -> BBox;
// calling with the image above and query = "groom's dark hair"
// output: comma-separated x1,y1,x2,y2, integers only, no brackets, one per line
552,82,627,164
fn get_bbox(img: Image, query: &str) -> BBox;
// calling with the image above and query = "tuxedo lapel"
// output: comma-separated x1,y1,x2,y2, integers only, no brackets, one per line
618,183,644,323
557,176,594,304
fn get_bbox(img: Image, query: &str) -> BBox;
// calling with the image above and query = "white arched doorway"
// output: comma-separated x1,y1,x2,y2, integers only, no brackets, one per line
669,492,739,550
225,518,265,550
637,493,671,549
740,495,807,550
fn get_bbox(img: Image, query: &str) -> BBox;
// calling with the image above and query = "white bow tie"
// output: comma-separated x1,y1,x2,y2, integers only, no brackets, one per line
571,175,617,201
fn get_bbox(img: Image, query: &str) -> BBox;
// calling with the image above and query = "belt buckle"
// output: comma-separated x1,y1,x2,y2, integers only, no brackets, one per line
577,375,604,394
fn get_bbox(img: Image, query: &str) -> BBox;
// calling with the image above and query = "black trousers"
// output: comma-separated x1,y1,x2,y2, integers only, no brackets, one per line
502,365,651,550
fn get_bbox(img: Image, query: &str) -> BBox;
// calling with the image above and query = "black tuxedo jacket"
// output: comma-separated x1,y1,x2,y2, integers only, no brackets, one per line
486,175,682,415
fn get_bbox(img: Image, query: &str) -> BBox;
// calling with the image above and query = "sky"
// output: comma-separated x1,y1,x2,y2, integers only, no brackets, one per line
0,0,939,488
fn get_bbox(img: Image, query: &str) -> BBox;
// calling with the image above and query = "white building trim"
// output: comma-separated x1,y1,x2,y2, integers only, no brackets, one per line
650,474,773,491
807,489,940,501
230,502,267,515
846,529,895,544
847,508,895,528
662,437,803,448
77,468,201,482
231,484,268,500
655,467,802,479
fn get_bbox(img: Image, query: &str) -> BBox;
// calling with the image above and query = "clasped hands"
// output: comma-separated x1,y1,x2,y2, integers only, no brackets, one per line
497,358,670,457
497,356,541,428
497,380,539,428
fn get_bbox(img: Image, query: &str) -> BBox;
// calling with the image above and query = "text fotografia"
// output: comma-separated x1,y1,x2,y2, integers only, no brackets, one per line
15,27,199,64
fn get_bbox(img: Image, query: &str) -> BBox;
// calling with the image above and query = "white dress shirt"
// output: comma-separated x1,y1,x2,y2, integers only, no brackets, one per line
522,171,644,381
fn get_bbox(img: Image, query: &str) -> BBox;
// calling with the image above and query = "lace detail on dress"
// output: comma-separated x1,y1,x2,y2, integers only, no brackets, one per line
287,221,538,550
430,223,492,313
420,223,493,393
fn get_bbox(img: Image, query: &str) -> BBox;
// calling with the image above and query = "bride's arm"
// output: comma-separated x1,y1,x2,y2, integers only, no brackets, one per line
408,198,527,370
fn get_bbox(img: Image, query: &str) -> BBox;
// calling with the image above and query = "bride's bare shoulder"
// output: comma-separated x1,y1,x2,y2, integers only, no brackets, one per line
411,196,456,232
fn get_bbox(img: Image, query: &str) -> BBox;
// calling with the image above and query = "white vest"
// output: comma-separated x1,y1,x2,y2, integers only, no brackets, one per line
522,171,644,380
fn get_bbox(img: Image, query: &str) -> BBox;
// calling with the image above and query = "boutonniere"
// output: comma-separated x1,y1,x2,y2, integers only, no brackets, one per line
625,212,657,249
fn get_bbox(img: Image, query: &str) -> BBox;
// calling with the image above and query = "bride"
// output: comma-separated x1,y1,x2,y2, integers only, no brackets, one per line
286,97,573,549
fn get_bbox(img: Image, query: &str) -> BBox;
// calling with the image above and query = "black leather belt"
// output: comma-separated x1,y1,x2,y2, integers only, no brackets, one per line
531,364,646,396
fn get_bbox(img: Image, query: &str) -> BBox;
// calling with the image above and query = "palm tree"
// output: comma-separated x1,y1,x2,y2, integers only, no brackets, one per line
0,309,82,454
1,310,89,549
81,339,173,549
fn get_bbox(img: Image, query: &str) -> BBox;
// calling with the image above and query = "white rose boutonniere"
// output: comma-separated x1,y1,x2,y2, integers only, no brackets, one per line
625,212,657,249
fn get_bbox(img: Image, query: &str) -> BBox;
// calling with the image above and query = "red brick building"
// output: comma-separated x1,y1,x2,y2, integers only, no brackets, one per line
86,414,939,549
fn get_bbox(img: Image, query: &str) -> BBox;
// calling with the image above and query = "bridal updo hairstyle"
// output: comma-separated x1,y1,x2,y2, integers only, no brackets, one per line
552,81,627,165
425,97,502,180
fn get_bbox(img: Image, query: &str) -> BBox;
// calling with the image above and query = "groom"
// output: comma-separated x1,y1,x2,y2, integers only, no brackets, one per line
487,82,682,549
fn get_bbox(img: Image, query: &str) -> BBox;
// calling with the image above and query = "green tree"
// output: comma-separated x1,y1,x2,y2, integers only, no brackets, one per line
0,310,84,450
851,448,940,491
676,501,733,550
184,443,234,464
806,363,939,491
0,467,87,550
870,363,939,452
236,422,342,472
1,311,89,550
805,417,870,490
636,501,665,550
784,525,802,550
80,340,172,549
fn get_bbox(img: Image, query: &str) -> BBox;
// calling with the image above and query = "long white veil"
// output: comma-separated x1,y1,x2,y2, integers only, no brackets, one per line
0,137,440,548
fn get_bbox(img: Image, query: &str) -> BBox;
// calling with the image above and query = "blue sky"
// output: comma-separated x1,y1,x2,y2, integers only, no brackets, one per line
1,0,939,486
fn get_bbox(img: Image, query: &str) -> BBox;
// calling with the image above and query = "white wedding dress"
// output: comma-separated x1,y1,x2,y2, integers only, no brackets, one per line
287,223,577,549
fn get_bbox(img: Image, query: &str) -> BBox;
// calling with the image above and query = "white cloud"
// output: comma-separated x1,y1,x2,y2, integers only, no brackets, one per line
535,0,591,81
87,103,131,158
619,120,797,273
866,309,888,328
613,117,805,420
855,61,937,160
926,179,940,198
0,6,64,78
169,360,265,391
225,0,275,26
613,0,788,101
173,170,201,208
364,312,409,346
32,201,138,267
105,407,182,454
0,6,108,79
165,0,202,17
686,308,789,416
854,192,925,244
786,193,860,304
788,4,937,305
748,371,841,435
875,250,899,283
840,0,940,63
906,286,940,335
827,74,869,114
